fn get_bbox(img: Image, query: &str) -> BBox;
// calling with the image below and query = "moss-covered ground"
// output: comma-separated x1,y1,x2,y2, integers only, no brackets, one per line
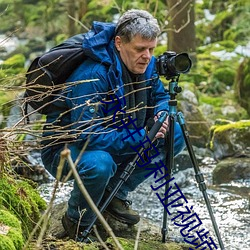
0,174,47,249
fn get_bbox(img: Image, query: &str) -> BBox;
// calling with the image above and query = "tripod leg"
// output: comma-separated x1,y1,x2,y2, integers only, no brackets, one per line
177,112,225,249
162,114,175,243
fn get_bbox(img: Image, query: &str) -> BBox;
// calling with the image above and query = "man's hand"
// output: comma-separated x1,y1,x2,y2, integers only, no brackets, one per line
154,112,169,139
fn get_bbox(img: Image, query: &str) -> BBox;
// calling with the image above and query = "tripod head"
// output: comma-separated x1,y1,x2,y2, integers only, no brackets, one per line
168,76,182,100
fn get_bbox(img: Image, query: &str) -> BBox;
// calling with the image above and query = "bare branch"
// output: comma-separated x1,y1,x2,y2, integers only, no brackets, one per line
63,148,124,250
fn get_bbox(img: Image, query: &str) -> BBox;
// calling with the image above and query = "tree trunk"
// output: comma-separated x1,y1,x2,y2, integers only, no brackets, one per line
67,0,77,36
78,0,88,20
167,0,196,62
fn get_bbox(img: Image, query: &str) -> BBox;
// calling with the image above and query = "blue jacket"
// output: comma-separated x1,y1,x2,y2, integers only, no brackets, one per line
44,21,170,156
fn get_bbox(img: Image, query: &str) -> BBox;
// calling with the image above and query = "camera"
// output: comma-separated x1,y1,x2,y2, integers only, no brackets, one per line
156,51,192,79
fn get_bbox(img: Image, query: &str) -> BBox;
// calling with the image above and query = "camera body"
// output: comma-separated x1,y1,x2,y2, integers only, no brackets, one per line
156,51,192,79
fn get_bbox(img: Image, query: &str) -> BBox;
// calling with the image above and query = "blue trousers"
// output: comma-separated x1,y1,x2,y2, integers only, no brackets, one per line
41,123,185,226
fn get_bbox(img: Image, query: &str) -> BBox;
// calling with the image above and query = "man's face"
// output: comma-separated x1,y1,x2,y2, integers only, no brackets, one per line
115,35,157,74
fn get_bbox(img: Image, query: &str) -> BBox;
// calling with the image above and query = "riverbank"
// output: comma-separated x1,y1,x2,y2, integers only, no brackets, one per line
38,154,250,250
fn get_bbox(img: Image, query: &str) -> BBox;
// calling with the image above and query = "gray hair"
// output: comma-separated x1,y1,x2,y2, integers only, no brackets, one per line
115,9,160,43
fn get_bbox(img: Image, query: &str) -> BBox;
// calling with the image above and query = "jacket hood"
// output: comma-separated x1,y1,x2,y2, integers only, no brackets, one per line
82,21,116,65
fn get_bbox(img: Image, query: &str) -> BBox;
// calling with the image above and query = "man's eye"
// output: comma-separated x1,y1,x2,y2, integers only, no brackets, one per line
136,48,144,52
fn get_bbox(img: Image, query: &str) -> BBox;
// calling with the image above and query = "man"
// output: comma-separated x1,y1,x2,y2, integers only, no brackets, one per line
41,9,185,241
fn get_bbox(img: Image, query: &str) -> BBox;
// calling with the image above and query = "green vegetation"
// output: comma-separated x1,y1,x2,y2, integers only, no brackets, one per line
0,174,47,240
0,0,249,121
0,209,24,250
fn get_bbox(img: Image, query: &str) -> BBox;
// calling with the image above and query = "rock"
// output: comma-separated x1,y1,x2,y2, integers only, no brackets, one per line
209,120,250,160
213,157,250,184
179,100,211,148
43,202,191,250
180,89,198,105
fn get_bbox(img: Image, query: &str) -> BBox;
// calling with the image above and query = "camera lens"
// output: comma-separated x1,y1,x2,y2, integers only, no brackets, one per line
156,51,192,79
174,53,192,73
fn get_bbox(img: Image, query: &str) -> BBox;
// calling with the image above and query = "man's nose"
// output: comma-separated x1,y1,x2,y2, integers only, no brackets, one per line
142,49,151,59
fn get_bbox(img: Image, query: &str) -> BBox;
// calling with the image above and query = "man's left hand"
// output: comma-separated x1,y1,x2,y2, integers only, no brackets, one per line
154,112,169,139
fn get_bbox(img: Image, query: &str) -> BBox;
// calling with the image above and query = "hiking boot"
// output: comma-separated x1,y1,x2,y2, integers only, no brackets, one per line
61,213,98,243
105,196,140,225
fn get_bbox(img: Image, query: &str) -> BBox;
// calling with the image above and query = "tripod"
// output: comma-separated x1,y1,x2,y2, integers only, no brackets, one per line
161,77,225,249
81,110,168,241
82,76,225,249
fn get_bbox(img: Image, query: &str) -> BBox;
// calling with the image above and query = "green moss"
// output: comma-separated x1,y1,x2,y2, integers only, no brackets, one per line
213,120,250,133
0,209,24,249
213,67,235,86
0,235,16,250
7,228,24,249
0,209,21,229
199,95,224,107
106,237,190,250
0,175,47,239
1,54,25,69
0,54,26,86
209,120,250,150
217,40,237,51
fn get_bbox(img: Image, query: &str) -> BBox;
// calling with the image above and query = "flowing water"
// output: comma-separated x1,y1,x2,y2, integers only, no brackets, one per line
38,156,250,250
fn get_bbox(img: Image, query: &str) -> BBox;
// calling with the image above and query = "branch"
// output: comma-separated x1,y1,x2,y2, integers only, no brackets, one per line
61,148,124,250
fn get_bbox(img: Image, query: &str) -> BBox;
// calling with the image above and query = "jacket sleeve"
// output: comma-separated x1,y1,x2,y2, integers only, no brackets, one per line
65,61,146,155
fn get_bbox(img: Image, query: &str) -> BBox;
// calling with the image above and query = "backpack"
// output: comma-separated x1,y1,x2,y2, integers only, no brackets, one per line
24,34,87,115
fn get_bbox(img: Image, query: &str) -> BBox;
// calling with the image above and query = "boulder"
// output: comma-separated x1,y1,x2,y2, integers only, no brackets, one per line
179,100,211,148
177,83,211,148
209,119,250,160
41,202,191,250
213,157,250,184
209,119,250,184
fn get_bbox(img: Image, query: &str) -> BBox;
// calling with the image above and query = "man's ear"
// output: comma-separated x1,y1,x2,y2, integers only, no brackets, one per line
115,36,122,51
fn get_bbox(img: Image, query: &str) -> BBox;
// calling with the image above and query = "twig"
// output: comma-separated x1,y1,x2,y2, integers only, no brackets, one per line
134,220,142,250
61,148,124,250
93,225,110,250
68,14,89,31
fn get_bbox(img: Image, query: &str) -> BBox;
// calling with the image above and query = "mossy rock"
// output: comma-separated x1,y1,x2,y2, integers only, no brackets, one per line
209,120,250,160
0,209,24,250
29,237,190,250
0,174,47,239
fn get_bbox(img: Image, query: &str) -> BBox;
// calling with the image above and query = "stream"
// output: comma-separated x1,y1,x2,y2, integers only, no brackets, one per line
38,154,250,250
